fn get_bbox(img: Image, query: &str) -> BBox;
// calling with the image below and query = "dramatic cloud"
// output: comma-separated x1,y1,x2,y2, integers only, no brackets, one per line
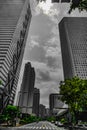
15,0,87,107
38,0,53,15
29,35,40,49
46,47,59,57
28,45,46,62
37,69,51,82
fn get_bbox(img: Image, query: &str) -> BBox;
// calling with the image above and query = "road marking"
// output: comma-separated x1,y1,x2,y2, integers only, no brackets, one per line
28,127,32,129
36,127,39,129
20,125,58,130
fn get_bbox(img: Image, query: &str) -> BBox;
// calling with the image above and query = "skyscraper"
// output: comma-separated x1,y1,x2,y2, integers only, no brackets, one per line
49,94,64,116
18,62,35,114
33,88,40,117
59,17,87,80
0,0,32,111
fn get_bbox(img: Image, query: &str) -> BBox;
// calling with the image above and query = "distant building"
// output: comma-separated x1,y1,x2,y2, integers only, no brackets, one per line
0,0,32,112
59,17,87,80
52,0,70,3
18,62,35,114
45,108,50,117
33,88,40,117
49,94,64,116
39,104,46,118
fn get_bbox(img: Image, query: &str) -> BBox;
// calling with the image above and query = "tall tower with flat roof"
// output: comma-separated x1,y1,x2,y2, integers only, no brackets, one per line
59,17,87,79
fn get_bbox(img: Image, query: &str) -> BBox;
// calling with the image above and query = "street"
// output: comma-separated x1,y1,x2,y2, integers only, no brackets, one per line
0,121,66,130
21,121,62,129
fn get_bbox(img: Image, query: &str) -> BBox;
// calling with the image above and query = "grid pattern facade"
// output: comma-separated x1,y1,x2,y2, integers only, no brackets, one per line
0,0,32,110
59,17,87,79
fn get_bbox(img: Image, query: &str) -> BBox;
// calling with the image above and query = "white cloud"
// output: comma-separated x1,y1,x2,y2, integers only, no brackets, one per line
46,46,60,58
38,0,53,15
28,61,49,71
29,35,39,49
30,0,42,16
50,69,64,82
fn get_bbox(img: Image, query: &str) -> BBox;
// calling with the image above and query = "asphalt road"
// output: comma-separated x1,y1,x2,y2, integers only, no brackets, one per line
0,121,66,130
20,121,66,130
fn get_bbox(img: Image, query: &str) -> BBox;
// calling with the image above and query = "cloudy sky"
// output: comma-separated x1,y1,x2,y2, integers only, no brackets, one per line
15,0,87,108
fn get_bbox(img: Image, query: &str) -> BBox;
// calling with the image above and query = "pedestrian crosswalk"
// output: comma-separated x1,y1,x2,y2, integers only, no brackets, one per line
19,121,66,130
21,126,56,129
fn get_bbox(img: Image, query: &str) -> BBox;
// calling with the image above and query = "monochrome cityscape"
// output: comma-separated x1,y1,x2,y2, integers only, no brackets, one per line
0,0,87,129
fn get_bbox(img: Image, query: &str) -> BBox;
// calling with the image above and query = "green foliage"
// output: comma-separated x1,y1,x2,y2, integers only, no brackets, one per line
69,0,87,13
47,116,56,122
60,77,87,124
19,115,41,125
3,105,20,118
60,77,87,111
0,114,6,123
3,105,20,126
60,118,67,124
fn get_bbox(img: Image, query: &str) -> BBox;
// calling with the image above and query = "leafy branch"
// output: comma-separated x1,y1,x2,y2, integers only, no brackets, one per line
69,0,87,13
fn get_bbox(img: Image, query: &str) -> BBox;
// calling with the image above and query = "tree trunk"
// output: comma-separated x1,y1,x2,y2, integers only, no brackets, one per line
73,111,79,125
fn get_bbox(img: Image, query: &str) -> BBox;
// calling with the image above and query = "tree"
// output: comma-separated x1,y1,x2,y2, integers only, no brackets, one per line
59,77,87,124
47,116,56,122
3,105,20,126
68,0,87,13
19,114,41,125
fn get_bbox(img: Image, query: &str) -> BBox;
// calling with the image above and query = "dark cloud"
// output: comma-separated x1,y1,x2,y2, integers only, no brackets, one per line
46,56,58,68
30,13,53,44
27,45,46,62
37,69,51,82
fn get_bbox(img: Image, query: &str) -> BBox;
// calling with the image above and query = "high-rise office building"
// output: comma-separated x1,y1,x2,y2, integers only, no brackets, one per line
59,17,87,80
18,62,35,114
49,94,64,116
0,0,32,111
33,88,40,117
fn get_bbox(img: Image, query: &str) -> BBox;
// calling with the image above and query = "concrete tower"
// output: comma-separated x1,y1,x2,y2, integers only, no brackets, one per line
59,17,87,80
18,62,35,114
33,88,40,117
